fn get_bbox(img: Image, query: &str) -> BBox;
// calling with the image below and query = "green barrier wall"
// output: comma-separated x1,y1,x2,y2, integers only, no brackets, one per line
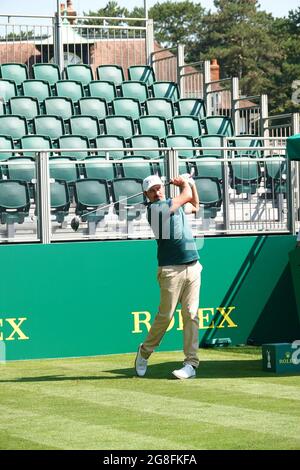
0,235,299,361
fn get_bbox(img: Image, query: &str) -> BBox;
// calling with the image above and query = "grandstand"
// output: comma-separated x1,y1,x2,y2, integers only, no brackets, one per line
0,3,299,362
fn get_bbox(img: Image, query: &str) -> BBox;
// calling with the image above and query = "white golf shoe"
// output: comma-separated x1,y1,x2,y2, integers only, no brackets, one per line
134,345,148,377
172,364,196,379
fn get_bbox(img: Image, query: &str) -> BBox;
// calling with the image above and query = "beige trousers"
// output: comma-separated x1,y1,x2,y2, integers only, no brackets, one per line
141,261,202,368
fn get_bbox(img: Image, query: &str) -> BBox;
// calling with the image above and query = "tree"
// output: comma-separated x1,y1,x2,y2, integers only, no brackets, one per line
192,0,283,99
82,1,129,26
148,1,205,49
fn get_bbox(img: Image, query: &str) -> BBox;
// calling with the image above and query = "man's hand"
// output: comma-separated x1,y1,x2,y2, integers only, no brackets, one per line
179,173,195,187
170,176,189,187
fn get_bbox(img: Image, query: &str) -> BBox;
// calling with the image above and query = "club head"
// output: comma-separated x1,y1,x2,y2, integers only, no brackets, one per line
71,216,80,232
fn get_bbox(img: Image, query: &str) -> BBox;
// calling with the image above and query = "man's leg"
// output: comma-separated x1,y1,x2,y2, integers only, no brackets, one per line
180,262,202,368
141,266,185,359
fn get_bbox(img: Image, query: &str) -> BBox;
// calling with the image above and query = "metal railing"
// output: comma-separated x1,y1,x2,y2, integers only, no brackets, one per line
0,139,298,244
150,46,178,82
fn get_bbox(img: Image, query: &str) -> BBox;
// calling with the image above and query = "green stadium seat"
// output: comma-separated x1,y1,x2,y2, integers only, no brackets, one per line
145,98,175,121
112,98,142,120
93,135,127,160
96,65,125,85
193,176,222,219
199,134,224,157
165,135,197,159
192,157,223,181
44,97,74,121
87,80,117,102
0,180,30,235
176,98,206,119
21,80,51,105
120,81,149,103
74,178,110,233
150,81,180,102
50,180,70,224
231,135,263,158
58,135,90,160
111,177,145,221
20,135,52,158
65,64,94,86
78,97,108,120
33,115,65,143
121,158,153,180
55,80,84,103
230,157,262,195
49,156,80,185
32,63,61,87
0,115,28,142
202,115,234,136
6,157,36,185
0,100,5,115
83,157,117,181
128,65,156,86
138,116,168,140
128,135,162,159
0,63,28,87
171,116,202,140
69,115,101,141
0,135,14,161
0,79,17,103
103,116,135,140
266,156,287,194
9,97,40,122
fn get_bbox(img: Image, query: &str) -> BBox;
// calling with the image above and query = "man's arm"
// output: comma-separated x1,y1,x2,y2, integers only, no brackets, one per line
170,176,193,213
185,183,199,214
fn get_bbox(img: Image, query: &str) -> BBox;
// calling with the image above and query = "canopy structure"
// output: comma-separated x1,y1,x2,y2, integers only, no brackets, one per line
287,133,300,161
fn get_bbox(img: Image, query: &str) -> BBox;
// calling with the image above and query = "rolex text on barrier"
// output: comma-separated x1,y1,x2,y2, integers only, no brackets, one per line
262,342,300,373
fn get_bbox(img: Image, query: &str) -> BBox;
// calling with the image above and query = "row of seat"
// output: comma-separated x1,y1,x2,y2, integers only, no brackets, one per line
0,63,157,87
0,154,287,197
0,78,182,106
0,92,206,121
0,114,234,149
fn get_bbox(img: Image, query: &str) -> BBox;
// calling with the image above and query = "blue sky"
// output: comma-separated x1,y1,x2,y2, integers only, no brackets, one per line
0,0,299,18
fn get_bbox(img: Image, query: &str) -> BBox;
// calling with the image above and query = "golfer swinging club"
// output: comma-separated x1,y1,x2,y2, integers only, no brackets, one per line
135,173,202,379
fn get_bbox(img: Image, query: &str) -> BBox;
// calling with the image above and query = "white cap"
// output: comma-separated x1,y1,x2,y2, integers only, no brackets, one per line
142,175,163,192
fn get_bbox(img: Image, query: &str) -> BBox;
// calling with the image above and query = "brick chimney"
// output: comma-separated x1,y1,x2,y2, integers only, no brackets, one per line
66,0,77,24
210,59,220,81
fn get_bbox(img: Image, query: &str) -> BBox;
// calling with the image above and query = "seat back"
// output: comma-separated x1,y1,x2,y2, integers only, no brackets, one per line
22,80,51,103
9,97,40,120
83,157,117,181
199,134,224,157
177,98,206,119
0,135,14,161
0,115,28,141
121,159,153,180
145,98,175,120
96,65,125,85
58,135,90,160
0,79,17,102
231,135,262,157
111,177,144,207
129,135,162,158
94,135,127,160
112,98,142,120
32,63,61,86
193,157,223,180
120,81,149,102
55,80,84,102
69,116,100,141
165,135,196,158
171,116,202,139
103,116,135,140
33,115,65,141
0,63,28,86
49,157,80,183
128,65,155,86
78,97,108,120
203,116,234,136
7,157,36,183
87,80,117,101
150,81,180,102
230,158,261,194
20,135,52,157
193,176,222,218
44,97,74,121
65,64,94,85
0,180,30,220
138,116,168,139
74,178,110,217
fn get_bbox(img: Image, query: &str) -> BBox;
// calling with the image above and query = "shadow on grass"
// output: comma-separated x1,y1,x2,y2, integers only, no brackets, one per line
2,358,298,383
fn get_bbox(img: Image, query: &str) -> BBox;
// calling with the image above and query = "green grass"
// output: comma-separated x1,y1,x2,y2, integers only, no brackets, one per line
0,347,300,450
